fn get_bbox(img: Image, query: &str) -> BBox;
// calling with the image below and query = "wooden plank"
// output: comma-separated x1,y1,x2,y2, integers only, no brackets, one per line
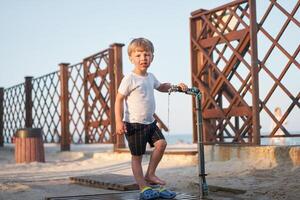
30,137,35,161
70,174,139,191
87,68,108,81
209,185,246,194
45,191,198,200
199,29,248,48
20,137,25,163
203,106,251,119
191,0,247,18
89,119,110,128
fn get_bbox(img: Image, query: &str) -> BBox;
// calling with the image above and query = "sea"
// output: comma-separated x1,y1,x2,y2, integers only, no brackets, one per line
51,132,300,146
164,133,300,146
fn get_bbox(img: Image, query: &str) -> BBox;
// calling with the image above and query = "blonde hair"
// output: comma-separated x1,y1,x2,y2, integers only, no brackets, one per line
127,38,154,56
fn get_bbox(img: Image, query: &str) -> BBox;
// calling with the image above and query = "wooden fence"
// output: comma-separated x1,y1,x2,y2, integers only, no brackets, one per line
190,0,299,144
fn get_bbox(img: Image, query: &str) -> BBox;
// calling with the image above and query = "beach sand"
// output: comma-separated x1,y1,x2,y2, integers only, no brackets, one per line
0,143,299,200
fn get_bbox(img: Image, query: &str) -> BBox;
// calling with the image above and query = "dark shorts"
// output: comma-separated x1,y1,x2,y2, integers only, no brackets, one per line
124,121,165,156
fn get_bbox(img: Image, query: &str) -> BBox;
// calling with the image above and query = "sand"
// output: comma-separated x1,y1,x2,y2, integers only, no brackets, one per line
0,143,299,200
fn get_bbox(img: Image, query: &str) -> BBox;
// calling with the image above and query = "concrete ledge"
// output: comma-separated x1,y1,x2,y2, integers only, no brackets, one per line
204,145,300,167
94,150,198,165
115,145,300,167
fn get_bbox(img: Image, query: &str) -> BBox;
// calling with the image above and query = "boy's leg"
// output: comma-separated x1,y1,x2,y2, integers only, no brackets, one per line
145,139,167,185
124,122,151,190
131,155,148,190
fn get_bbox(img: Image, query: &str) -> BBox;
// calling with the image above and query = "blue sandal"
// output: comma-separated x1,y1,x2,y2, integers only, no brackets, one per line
140,187,159,200
158,188,176,199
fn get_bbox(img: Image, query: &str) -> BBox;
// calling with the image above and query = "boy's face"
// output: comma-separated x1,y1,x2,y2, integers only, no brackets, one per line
129,48,153,72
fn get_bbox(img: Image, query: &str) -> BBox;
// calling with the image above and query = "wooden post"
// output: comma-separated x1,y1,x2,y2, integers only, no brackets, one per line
218,92,224,142
59,63,70,151
25,76,33,128
108,48,116,145
249,0,261,145
110,43,125,150
190,10,209,143
190,16,198,144
0,87,4,147
83,59,89,144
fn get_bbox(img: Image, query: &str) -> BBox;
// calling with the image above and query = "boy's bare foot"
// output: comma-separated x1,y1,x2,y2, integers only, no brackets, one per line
145,175,166,185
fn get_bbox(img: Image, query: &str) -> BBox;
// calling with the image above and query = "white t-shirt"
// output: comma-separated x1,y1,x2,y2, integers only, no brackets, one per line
118,72,161,124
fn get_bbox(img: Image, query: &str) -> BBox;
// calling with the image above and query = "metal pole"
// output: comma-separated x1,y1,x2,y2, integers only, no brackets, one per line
0,87,4,147
169,86,208,198
195,92,208,198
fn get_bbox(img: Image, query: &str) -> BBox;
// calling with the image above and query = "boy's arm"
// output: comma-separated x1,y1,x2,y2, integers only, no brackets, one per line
115,92,126,135
157,83,188,92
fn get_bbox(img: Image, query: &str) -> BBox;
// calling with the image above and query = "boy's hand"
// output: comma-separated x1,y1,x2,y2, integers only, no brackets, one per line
177,83,188,92
116,121,127,135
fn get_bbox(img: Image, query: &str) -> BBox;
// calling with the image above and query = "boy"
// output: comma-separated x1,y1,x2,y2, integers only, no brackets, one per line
115,37,187,200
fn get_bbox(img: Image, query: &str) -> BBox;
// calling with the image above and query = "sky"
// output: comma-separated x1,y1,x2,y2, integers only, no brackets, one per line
0,0,299,135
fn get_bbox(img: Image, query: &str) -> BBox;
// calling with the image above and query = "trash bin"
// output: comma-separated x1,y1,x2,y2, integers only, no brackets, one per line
14,128,45,163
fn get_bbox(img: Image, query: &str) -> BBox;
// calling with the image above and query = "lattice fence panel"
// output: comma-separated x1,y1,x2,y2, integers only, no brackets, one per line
191,0,299,144
84,49,113,143
190,0,255,144
256,0,300,142
69,62,85,144
3,83,26,143
32,71,61,143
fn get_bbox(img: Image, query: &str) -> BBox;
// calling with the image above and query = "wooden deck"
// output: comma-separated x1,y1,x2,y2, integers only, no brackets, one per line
66,174,198,199
45,191,198,200
70,174,138,191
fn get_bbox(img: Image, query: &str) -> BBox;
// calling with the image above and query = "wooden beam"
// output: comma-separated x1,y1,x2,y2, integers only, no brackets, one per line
203,106,251,119
199,28,248,48
153,113,169,132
